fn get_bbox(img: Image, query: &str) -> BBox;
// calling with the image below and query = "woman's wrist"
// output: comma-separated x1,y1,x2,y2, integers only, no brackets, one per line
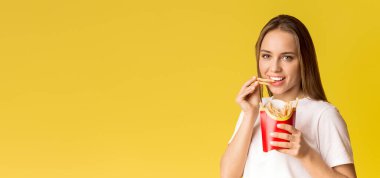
297,144,314,162
244,108,258,118
246,104,260,113
299,147,313,163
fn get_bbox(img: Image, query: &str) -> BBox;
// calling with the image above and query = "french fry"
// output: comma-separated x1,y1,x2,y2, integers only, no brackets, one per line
257,78,275,83
248,77,274,87
285,101,290,116
261,99,297,118
275,106,282,117
258,81,271,85
249,81,270,87
281,104,287,117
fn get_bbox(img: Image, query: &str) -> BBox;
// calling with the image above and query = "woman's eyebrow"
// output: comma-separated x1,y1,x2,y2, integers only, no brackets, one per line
281,52,296,55
260,50,272,53
260,49,296,55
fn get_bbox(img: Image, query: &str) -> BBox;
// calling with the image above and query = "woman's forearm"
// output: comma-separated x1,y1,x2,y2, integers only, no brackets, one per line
220,110,258,178
300,148,354,178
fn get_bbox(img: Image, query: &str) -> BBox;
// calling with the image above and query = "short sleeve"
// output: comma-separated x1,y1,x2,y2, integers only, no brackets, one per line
228,110,245,144
317,107,354,167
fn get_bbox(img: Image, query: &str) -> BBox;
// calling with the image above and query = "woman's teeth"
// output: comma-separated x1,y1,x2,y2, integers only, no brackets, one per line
270,76,285,81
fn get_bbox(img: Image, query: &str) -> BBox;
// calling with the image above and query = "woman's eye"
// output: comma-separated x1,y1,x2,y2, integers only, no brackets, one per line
282,56,293,61
261,54,270,59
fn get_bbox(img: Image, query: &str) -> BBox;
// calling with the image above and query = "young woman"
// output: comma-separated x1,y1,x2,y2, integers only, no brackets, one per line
220,15,356,178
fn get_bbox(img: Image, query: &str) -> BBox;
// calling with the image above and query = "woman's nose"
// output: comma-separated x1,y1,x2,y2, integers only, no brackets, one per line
269,60,282,72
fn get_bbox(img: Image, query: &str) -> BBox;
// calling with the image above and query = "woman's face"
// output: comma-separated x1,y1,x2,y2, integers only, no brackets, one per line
259,29,302,100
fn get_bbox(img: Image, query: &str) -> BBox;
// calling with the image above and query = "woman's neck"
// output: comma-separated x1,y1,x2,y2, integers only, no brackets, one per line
272,90,306,102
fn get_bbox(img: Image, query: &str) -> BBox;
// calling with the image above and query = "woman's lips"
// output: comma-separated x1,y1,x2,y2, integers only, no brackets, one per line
270,79,285,86
267,76,285,86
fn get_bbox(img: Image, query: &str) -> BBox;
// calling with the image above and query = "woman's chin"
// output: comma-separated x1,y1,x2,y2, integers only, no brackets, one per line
268,87,285,95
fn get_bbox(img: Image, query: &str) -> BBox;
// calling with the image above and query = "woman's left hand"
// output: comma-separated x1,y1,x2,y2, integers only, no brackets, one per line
270,124,311,159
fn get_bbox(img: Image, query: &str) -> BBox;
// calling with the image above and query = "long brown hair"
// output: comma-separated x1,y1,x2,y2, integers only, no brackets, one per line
255,14,327,102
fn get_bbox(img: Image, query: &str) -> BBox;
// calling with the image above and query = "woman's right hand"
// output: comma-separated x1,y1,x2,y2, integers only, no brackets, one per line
235,76,261,113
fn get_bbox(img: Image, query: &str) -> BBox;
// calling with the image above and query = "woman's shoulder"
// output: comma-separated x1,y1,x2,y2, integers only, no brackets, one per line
300,97,336,111
301,98,344,122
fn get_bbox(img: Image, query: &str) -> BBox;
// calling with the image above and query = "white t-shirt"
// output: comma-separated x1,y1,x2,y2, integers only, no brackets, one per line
228,97,354,178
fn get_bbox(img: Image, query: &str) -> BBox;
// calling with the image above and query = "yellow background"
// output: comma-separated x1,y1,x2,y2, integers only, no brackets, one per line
0,0,379,177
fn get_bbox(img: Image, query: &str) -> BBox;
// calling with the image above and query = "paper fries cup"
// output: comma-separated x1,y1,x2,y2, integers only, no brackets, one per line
260,107,296,152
